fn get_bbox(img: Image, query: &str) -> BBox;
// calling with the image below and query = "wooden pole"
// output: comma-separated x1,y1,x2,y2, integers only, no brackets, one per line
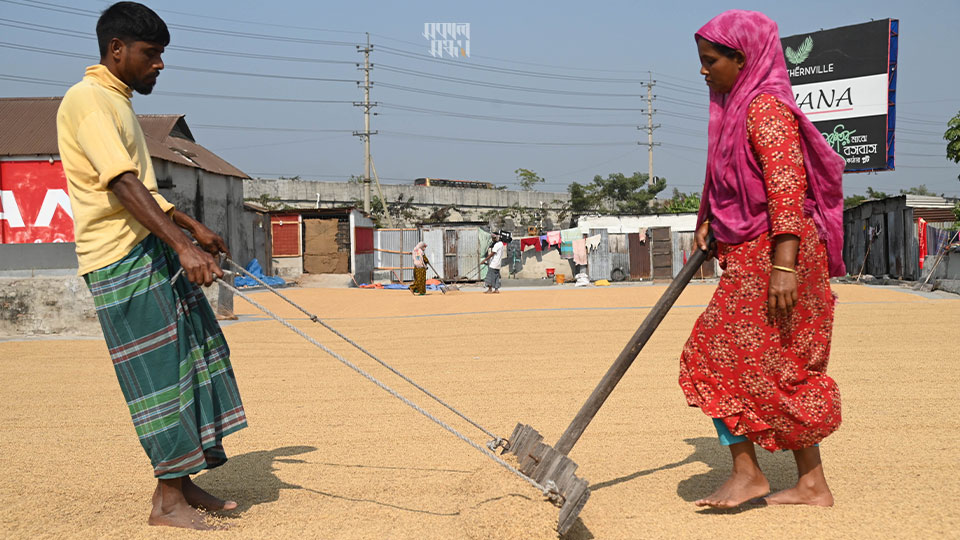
554,234,713,456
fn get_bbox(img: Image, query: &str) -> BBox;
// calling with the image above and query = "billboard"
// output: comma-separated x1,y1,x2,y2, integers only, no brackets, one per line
0,160,75,244
781,19,899,172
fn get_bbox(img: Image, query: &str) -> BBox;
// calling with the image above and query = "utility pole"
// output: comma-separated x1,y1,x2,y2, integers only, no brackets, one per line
353,33,377,214
637,73,660,180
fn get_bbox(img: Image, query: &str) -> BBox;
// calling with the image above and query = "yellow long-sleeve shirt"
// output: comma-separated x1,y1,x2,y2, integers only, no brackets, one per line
57,64,175,275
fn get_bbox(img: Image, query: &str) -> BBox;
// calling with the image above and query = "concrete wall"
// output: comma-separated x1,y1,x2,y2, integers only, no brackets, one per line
0,276,100,336
516,246,575,280
0,242,78,274
244,178,572,230
273,257,303,280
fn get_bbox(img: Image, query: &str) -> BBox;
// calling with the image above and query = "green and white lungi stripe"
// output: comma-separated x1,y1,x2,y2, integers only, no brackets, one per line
84,235,247,479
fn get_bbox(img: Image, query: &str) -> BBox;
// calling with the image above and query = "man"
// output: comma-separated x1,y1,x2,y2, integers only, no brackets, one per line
481,232,506,293
57,2,246,530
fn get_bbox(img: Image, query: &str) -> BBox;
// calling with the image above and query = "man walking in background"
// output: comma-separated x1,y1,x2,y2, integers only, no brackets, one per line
482,232,506,293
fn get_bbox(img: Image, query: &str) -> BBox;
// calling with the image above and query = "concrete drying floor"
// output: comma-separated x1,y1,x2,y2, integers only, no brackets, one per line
1,283,958,539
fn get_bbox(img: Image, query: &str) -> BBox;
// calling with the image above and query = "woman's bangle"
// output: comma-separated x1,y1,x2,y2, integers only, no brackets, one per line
772,265,796,273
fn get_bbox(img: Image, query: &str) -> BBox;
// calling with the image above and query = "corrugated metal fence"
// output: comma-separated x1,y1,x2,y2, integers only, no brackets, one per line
374,228,420,281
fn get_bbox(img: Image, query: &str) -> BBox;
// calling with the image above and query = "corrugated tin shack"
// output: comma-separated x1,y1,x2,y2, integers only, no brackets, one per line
843,195,956,280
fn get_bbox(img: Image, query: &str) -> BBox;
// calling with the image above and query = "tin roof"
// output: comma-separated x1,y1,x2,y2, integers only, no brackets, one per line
904,195,953,208
0,97,62,156
0,97,247,179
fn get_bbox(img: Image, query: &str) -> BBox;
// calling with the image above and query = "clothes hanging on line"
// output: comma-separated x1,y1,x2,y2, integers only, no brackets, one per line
560,241,574,259
519,237,542,252
636,227,648,244
585,234,602,251
547,230,562,246
572,238,588,265
560,228,581,243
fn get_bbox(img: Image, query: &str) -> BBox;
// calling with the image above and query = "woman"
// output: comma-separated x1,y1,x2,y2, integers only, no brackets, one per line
679,10,846,509
409,242,428,295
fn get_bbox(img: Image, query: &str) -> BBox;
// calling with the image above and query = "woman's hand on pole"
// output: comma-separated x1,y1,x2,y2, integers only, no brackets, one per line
695,220,715,259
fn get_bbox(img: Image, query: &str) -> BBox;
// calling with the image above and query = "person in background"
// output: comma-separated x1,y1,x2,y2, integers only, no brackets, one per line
409,241,428,295
678,9,845,510
481,232,505,293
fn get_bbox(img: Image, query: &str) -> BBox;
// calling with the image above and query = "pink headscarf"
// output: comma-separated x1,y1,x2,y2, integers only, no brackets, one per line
696,10,846,276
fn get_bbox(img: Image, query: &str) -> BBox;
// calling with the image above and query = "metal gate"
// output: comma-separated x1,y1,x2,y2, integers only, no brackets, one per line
588,228,611,281
649,226,673,280
443,229,458,281
420,227,444,279
374,228,420,281
628,231,650,279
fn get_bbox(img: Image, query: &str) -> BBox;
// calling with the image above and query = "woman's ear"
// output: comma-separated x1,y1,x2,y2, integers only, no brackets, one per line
734,50,746,69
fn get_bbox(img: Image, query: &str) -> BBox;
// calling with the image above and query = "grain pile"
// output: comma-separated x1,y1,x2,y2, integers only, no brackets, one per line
1,283,957,538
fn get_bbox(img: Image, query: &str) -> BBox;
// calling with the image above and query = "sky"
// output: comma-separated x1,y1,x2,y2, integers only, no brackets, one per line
1,0,958,198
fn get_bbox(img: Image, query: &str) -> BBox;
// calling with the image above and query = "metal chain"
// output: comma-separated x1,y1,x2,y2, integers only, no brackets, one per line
216,277,553,498
225,259,504,447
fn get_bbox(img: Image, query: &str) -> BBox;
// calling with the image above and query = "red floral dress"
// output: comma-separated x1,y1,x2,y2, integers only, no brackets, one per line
678,94,841,451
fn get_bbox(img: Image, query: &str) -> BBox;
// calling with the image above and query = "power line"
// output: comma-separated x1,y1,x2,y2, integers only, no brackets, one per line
376,82,644,111
379,103,637,128
374,45,649,83
0,41,359,83
0,18,357,64
376,64,644,97
151,6,366,37
212,134,347,152
0,0,361,46
192,124,354,133
0,73,356,103
379,130,636,147
369,32,652,76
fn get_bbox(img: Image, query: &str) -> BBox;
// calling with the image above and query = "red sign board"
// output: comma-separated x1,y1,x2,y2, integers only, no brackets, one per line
0,160,75,244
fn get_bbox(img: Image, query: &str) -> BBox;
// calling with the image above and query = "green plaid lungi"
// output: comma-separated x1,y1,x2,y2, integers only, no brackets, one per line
84,235,247,479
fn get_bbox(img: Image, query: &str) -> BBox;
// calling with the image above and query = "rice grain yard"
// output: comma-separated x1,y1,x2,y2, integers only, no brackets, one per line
1,283,958,539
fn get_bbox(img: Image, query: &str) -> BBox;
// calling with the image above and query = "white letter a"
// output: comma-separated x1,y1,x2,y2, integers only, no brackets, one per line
0,190,25,228
34,189,73,227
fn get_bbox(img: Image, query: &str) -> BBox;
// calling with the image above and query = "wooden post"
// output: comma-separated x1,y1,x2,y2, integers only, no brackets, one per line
553,234,713,456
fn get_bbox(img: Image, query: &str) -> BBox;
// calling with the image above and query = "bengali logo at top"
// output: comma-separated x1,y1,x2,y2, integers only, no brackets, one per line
423,23,470,59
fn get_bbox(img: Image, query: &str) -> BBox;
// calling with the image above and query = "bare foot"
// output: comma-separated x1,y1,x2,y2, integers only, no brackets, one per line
764,481,834,507
764,446,833,506
149,496,219,530
148,478,225,530
182,477,238,511
695,470,770,508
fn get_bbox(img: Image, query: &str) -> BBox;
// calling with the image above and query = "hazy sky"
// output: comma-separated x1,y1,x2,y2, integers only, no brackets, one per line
2,0,958,197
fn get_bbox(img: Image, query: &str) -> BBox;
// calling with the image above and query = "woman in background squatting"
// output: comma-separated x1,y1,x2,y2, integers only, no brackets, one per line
678,10,846,508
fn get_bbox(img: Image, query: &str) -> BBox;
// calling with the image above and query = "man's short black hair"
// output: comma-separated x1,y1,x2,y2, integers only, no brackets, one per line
96,2,170,57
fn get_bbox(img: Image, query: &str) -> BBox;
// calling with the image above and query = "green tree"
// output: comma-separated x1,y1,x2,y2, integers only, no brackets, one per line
568,172,667,216
661,188,701,213
866,186,890,199
899,184,936,196
946,109,960,181
844,194,867,209
515,168,545,191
